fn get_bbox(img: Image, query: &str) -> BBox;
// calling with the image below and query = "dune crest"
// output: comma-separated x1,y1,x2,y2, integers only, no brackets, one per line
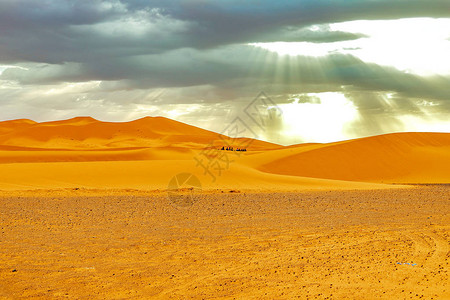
259,132,450,183
0,116,278,150
0,116,449,190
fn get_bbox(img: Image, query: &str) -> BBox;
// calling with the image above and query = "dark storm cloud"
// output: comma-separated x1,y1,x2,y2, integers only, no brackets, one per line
0,0,190,64
1,0,449,106
3,46,450,105
127,0,450,48
1,0,450,64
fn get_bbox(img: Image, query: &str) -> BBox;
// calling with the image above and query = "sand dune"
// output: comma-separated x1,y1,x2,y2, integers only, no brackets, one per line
0,117,449,191
259,132,450,183
0,116,278,150
0,159,392,192
0,119,36,135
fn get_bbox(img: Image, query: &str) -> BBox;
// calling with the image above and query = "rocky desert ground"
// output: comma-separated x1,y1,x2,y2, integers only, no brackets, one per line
0,186,448,299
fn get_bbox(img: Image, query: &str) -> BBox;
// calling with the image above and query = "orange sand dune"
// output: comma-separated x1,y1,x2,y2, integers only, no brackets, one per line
259,132,450,183
0,159,392,191
0,116,278,151
0,119,36,135
0,117,449,191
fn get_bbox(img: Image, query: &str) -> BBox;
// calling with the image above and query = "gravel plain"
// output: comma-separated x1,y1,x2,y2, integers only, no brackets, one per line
0,186,449,299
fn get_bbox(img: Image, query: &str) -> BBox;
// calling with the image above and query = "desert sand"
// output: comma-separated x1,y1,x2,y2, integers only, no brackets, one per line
0,117,449,299
0,116,448,190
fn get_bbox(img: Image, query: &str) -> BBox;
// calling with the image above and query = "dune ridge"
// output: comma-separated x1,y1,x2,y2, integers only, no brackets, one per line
0,116,278,150
0,117,449,191
258,132,450,183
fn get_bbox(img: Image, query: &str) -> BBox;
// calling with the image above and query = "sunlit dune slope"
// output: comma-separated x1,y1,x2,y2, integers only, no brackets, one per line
259,132,450,183
0,119,36,135
0,117,448,190
0,159,391,191
0,117,279,151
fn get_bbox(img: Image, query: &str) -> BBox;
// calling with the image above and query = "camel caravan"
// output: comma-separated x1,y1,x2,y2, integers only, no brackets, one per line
220,146,247,152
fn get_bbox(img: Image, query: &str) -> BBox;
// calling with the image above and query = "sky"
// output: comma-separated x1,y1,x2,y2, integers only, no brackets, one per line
0,0,450,145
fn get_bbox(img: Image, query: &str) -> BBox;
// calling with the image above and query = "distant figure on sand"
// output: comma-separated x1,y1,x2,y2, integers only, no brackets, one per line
219,146,247,152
